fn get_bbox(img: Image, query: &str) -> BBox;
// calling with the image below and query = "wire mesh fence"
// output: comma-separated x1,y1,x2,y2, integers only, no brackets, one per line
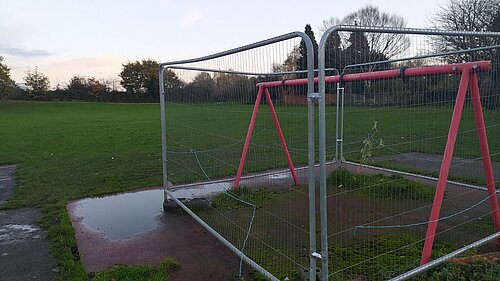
319,26,500,280
160,26,500,281
160,34,318,280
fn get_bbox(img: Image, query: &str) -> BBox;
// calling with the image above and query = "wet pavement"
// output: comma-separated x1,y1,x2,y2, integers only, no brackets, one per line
0,165,57,281
68,190,251,280
373,152,500,180
0,165,16,207
67,154,500,279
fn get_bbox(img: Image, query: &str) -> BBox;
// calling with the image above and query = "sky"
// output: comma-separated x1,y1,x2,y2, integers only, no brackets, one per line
0,0,442,86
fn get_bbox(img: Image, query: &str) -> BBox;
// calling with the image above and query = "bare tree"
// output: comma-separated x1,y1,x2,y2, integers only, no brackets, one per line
321,5,410,59
431,0,500,109
431,0,500,61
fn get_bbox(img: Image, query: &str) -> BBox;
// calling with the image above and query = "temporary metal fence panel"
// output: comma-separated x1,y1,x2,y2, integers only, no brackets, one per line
317,26,500,280
159,26,500,281
159,32,318,280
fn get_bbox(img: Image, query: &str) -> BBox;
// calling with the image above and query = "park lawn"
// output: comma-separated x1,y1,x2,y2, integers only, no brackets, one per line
0,101,498,280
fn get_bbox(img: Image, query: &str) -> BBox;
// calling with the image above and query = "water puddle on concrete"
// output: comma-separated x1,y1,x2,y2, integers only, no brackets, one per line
171,181,231,200
72,189,164,240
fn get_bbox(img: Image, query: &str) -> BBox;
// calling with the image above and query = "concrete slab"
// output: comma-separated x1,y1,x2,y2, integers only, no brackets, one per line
0,165,16,207
0,208,57,281
67,189,251,280
0,165,57,281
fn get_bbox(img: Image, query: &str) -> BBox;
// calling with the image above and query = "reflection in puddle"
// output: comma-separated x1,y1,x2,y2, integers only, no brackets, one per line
171,181,231,200
268,173,290,179
73,189,164,240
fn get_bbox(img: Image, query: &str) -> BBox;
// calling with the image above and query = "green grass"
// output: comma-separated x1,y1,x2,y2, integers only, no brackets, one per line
327,168,435,200
211,187,277,209
92,258,179,281
340,105,500,163
0,101,166,280
1,101,499,280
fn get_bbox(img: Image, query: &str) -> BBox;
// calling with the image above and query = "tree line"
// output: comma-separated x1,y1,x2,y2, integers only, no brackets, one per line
1,0,499,108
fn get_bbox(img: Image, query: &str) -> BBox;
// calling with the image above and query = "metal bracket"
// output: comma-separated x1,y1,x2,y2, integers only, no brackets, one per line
307,92,322,102
311,251,323,260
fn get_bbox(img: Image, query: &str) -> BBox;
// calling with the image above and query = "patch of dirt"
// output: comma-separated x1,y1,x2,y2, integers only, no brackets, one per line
452,251,500,265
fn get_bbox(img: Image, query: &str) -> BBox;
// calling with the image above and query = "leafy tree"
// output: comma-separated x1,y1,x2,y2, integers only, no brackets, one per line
87,77,109,100
272,46,300,74
297,24,319,71
0,56,15,99
120,59,159,100
65,75,109,101
191,72,214,101
120,59,182,102
24,67,50,98
344,31,371,94
213,72,253,102
67,75,88,94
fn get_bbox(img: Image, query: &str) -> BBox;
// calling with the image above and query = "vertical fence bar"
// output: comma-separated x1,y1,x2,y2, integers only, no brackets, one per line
339,87,345,161
159,67,168,194
469,71,500,234
335,82,340,162
304,37,318,281
318,31,330,280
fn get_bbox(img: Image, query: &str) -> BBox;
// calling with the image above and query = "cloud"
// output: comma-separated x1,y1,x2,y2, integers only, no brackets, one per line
180,9,202,27
0,45,52,57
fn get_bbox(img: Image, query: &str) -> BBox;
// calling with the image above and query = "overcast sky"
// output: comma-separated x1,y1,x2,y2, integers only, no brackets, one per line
0,0,442,86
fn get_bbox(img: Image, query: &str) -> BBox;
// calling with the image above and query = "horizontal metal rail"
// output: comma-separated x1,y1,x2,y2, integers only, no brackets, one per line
343,160,498,193
257,60,492,88
342,45,500,72
165,189,280,281
166,65,339,77
389,231,500,281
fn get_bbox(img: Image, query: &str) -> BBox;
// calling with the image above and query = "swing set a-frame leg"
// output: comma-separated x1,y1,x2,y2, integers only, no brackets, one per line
234,86,299,188
420,67,500,265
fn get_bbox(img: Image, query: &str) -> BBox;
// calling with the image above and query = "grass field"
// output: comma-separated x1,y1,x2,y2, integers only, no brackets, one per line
0,101,499,280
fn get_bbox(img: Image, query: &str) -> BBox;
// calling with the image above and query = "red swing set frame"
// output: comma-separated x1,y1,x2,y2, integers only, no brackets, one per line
234,60,500,264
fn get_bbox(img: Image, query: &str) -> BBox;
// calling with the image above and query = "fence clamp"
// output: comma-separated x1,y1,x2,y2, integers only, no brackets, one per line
311,251,323,260
307,92,322,102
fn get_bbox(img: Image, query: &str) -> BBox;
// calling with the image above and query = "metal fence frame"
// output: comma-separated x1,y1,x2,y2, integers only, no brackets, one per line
159,31,317,281
318,25,500,280
157,25,500,281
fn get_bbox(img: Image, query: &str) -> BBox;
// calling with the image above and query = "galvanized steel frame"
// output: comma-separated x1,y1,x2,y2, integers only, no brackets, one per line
159,31,317,281
318,25,500,280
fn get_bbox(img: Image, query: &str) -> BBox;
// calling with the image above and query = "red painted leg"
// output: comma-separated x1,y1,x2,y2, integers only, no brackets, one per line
469,72,500,235
234,86,264,188
264,88,299,186
420,69,471,265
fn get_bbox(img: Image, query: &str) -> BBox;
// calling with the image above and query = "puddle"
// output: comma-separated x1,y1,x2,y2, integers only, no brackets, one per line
0,224,40,245
268,173,291,179
72,189,164,240
171,181,231,200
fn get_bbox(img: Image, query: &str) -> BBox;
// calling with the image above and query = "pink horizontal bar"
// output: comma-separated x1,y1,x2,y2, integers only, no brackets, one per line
257,61,492,88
